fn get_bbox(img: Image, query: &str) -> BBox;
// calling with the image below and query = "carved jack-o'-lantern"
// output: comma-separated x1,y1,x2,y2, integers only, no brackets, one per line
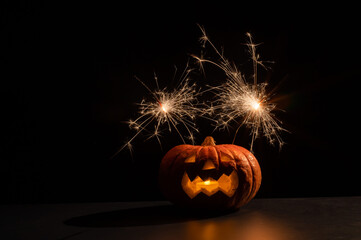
159,136,262,211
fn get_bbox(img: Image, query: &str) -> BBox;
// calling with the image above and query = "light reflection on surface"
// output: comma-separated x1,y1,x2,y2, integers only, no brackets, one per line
184,212,302,240
63,198,361,240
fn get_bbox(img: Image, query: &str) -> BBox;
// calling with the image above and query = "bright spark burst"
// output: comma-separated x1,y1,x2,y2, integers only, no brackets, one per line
195,25,286,151
112,65,203,158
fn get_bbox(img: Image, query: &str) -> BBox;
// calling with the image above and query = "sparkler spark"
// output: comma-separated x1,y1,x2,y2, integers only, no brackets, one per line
196,26,287,151
112,65,203,158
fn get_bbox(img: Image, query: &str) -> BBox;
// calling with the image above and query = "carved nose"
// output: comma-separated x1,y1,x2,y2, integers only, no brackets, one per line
202,160,216,170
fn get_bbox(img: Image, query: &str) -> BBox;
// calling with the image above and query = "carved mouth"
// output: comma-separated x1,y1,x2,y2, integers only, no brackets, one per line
181,170,239,199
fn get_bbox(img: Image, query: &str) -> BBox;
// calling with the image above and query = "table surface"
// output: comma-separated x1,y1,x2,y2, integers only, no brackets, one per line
0,197,360,240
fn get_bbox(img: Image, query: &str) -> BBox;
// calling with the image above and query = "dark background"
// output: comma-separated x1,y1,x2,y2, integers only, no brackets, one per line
1,1,360,204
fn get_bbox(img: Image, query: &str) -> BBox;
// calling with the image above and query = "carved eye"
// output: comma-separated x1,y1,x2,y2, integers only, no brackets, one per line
184,155,196,163
202,160,216,170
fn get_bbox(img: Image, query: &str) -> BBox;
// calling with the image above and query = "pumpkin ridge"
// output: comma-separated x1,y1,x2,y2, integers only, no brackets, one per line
207,146,219,168
245,150,261,201
161,145,193,183
214,147,223,167
223,145,254,207
172,145,198,169
238,147,255,205
196,145,217,164
195,146,203,161
165,145,192,169
235,146,261,204
217,145,235,161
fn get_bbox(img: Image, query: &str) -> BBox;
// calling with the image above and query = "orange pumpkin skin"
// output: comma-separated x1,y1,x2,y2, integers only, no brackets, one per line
159,136,262,211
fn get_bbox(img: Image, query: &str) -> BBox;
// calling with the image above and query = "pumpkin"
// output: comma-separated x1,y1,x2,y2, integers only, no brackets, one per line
158,136,261,211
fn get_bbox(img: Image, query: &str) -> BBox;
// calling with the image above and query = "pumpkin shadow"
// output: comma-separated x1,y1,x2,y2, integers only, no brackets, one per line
64,204,237,228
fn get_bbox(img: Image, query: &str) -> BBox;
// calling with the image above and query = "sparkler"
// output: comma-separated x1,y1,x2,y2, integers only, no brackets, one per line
112,65,203,158
195,26,286,151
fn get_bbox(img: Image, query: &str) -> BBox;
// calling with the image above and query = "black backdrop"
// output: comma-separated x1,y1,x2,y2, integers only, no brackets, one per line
1,2,360,204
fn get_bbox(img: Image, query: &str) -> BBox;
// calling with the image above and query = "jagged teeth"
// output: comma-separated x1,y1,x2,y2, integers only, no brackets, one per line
181,170,239,199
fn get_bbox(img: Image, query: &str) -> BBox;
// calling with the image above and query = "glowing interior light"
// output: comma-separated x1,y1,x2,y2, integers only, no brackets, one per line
182,172,239,198
203,180,211,185
195,179,218,188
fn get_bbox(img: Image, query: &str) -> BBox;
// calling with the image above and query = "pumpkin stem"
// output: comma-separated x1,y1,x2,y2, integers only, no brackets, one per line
201,136,216,146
